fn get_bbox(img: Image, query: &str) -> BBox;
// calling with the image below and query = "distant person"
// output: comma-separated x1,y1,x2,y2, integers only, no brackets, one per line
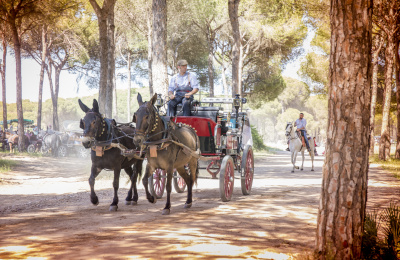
167,59,199,116
313,137,318,155
294,113,310,152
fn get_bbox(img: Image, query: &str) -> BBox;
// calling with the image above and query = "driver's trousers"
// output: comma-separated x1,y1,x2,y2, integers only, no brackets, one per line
168,96,192,116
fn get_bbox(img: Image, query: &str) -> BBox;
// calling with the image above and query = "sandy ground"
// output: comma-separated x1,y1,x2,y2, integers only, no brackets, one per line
0,151,398,260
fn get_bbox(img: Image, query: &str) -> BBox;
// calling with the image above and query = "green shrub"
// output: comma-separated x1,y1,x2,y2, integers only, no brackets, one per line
251,125,267,151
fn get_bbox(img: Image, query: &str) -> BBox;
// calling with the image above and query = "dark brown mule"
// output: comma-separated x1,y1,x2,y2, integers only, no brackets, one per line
133,93,199,215
79,99,143,211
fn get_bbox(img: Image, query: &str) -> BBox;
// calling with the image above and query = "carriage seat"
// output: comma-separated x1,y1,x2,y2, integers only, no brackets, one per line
193,106,222,122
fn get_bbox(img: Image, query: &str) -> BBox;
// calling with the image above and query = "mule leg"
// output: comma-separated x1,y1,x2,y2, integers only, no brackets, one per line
143,163,156,204
176,165,192,208
109,168,121,211
162,169,174,215
185,159,198,208
301,150,305,171
124,166,138,205
89,166,102,205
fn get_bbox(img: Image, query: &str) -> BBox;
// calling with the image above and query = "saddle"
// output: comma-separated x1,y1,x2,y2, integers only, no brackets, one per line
296,131,311,147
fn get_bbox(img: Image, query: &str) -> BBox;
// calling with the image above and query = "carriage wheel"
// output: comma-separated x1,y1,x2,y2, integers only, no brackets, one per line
77,146,89,158
241,145,254,195
27,144,36,154
219,155,235,202
40,146,49,156
58,146,68,157
173,170,187,193
149,169,166,199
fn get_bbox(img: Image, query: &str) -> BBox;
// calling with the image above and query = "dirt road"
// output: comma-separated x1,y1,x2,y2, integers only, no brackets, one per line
0,152,397,259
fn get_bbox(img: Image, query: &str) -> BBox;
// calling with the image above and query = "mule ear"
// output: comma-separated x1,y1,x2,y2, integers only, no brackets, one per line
168,119,177,130
78,99,90,113
137,93,143,106
132,113,136,123
80,119,84,129
93,99,100,113
148,93,158,106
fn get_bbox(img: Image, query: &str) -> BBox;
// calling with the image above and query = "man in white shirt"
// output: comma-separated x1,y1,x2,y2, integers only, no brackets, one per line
294,113,310,152
167,59,199,116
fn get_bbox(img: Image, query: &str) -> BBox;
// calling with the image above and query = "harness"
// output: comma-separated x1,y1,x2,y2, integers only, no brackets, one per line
83,112,142,159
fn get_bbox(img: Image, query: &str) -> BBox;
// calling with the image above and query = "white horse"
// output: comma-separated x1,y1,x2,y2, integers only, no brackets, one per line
285,122,315,173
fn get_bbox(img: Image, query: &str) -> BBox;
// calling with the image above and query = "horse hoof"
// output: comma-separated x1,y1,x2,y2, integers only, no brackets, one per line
162,209,170,215
91,199,99,206
125,200,131,205
109,205,118,212
291,171,294,173
131,201,138,205
184,203,192,209
148,196,157,204
301,169,303,171
311,169,315,171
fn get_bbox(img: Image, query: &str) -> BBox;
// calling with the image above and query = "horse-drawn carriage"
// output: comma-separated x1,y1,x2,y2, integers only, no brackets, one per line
77,93,254,214
145,94,254,202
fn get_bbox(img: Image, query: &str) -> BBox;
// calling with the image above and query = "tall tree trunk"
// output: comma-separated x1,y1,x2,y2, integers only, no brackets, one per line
379,35,395,161
147,7,153,97
11,23,24,151
221,65,229,97
108,7,116,118
46,64,55,130
316,0,372,258
207,30,214,97
370,35,383,157
37,26,48,131
127,51,131,122
89,0,116,117
395,40,400,158
228,0,240,97
52,66,64,131
1,37,7,130
151,0,168,95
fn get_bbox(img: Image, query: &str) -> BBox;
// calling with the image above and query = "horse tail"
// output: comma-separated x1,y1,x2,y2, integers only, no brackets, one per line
195,160,199,186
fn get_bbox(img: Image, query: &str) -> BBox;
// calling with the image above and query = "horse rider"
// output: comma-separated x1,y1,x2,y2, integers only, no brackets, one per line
294,112,311,152
167,59,199,117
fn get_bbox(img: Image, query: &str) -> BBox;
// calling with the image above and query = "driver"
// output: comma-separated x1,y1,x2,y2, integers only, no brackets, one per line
167,59,199,116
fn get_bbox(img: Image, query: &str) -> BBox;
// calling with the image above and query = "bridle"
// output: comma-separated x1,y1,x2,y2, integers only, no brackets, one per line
285,123,299,141
134,103,166,141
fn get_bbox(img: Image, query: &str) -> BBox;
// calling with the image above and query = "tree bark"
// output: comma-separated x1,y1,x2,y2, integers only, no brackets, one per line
127,51,131,122
316,0,372,258
395,40,400,158
1,35,7,130
89,0,116,117
37,26,48,131
228,0,240,97
151,0,168,96
147,7,153,97
379,34,395,161
10,22,25,151
108,7,116,119
369,35,383,157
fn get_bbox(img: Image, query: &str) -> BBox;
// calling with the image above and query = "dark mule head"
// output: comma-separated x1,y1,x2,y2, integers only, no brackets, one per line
78,99,103,142
132,93,158,147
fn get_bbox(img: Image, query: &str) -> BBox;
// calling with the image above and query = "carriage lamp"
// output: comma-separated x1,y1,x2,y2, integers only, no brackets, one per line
155,94,164,108
234,94,241,110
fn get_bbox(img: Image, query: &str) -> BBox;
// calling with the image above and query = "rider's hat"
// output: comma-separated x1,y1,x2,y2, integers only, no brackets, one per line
177,59,188,66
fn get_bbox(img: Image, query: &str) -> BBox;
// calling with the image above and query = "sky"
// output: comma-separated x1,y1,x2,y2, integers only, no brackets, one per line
0,26,315,104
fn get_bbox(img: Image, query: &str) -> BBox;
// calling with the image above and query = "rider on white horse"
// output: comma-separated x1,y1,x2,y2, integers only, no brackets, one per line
294,113,311,152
